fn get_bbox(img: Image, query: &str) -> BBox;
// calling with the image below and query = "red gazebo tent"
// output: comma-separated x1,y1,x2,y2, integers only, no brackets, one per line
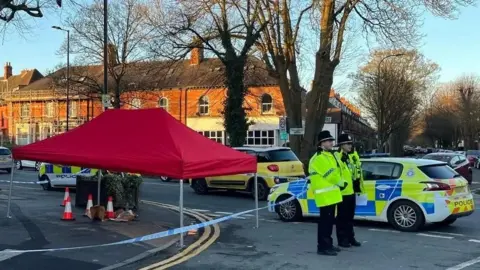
10,108,258,244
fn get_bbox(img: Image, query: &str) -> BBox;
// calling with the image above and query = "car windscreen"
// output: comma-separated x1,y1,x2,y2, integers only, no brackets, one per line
0,149,11,155
266,149,299,162
418,164,460,179
423,154,452,163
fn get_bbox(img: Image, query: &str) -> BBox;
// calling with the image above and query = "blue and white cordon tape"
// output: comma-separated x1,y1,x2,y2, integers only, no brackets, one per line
1,178,309,254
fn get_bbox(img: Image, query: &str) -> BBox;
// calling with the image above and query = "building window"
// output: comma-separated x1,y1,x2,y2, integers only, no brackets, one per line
159,97,168,111
246,130,275,146
45,102,54,117
20,103,30,118
69,101,77,118
131,98,142,109
261,94,273,114
16,128,29,145
198,95,209,115
42,126,52,139
198,130,224,144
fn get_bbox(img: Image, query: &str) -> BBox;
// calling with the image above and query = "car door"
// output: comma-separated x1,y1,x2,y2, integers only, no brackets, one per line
355,161,403,218
207,150,255,190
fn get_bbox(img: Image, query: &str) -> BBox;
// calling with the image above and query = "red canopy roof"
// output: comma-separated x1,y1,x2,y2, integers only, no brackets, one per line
12,108,257,179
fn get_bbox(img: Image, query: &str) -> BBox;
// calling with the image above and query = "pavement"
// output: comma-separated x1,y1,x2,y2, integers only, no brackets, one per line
0,169,190,270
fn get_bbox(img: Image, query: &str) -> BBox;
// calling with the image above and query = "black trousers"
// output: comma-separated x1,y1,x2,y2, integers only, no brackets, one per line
336,194,356,244
317,204,337,251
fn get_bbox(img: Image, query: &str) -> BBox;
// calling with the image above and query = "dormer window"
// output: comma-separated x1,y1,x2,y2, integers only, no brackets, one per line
261,94,273,114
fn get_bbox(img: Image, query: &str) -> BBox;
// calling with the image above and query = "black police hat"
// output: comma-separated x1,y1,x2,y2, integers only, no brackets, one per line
317,130,335,143
336,133,353,146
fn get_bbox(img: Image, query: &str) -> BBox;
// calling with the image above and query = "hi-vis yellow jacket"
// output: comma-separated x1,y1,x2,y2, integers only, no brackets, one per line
350,150,365,193
308,150,344,207
335,150,354,196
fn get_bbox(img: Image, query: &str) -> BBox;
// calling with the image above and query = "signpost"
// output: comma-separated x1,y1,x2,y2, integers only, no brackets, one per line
289,128,304,135
279,117,288,142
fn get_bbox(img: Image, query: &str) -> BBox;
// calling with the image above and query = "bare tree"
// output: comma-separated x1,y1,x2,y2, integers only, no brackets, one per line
61,0,153,108
150,0,268,146
0,0,61,22
302,0,475,161
255,0,312,155
355,49,438,156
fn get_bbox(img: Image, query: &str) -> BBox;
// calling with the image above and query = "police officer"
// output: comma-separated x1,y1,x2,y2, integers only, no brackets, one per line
335,134,363,248
309,130,348,256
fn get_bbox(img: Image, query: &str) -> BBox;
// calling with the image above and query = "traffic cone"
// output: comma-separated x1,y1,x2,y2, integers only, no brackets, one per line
61,196,75,221
105,196,115,219
84,194,93,217
61,187,70,207
187,222,198,236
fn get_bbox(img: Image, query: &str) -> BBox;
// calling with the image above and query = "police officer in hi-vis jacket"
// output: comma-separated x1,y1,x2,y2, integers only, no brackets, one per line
309,130,348,256
334,134,363,248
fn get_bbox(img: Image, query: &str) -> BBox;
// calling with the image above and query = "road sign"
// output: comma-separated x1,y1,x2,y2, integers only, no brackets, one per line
289,128,304,135
102,94,111,108
279,117,286,131
280,132,288,140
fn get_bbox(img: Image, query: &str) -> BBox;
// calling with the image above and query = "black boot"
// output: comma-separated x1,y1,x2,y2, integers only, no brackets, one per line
350,239,361,247
338,241,351,248
318,249,338,256
332,246,342,252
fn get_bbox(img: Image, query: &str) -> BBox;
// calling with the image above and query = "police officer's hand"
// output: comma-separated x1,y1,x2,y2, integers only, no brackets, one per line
339,182,348,191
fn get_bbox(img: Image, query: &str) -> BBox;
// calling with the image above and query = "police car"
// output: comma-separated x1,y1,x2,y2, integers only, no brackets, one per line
267,158,475,232
38,163,98,190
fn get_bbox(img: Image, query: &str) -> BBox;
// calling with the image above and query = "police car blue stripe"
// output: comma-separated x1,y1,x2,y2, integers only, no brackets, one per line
307,199,319,213
374,180,403,201
355,201,376,216
45,164,53,174
421,202,435,214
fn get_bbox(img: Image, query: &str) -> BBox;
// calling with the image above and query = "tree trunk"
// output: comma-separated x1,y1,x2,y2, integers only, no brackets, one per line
300,57,334,167
224,57,248,147
113,83,121,109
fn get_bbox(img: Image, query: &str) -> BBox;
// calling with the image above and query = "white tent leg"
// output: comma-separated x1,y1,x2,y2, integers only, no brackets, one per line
254,173,259,228
6,162,15,218
97,171,101,205
179,179,184,247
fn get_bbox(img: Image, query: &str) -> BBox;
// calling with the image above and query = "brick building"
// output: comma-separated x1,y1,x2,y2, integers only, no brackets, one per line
2,48,291,146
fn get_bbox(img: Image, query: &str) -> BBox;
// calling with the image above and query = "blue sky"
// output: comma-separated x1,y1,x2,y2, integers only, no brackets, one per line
1,4,479,87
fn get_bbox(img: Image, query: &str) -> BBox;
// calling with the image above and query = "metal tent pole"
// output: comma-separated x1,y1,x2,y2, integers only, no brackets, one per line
97,171,102,205
179,179,184,247
254,173,259,228
6,162,15,218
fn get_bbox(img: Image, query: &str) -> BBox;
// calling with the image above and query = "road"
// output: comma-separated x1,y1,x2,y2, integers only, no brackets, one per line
3,170,480,269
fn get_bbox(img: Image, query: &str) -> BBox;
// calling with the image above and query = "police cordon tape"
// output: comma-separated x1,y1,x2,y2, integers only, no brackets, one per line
1,178,309,254
0,180,48,185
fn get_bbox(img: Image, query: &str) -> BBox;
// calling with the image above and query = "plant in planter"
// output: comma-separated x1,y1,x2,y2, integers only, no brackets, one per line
104,173,143,210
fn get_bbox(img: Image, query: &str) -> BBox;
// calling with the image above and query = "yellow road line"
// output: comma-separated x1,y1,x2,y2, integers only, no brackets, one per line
140,200,220,270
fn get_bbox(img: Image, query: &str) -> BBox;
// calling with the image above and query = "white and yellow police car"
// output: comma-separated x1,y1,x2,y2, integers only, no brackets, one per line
267,158,475,232
38,163,98,190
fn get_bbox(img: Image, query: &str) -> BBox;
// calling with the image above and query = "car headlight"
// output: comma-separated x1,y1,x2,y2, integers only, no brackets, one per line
269,185,279,194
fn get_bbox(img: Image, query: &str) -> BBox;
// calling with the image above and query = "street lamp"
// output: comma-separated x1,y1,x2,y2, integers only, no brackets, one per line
52,26,70,132
376,53,404,152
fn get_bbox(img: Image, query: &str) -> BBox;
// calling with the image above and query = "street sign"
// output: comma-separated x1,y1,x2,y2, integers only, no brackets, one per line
279,117,286,131
102,94,111,108
289,128,304,135
280,132,288,140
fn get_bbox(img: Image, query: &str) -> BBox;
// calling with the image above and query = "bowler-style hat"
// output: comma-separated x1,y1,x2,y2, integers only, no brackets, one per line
336,133,353,146
317,130,335,143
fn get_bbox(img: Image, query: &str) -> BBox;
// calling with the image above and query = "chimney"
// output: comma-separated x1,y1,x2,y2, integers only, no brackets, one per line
190,38,204,65
106,44,118,66
3,62,12,80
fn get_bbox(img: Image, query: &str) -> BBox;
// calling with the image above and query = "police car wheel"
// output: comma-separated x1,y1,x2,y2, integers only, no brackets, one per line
192,179,208,195
388,200,425,232
276,195,302,222
40,175,52,191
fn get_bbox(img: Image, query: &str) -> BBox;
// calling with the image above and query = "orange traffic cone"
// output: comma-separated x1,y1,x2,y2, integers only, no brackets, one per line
84,194,93,217
61,187,70,207
61,196,75,221
105,196,115,219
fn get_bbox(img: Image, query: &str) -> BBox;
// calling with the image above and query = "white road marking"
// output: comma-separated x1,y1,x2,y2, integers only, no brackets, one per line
368,228,400,233
0,250,23,262
430,231,464,237
232,216,246,220
215,211,234,215
446,255,480,270
189,209,210,212
242,214,254,217
468,239,480,243
260,219,278,223
417,233,453,239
